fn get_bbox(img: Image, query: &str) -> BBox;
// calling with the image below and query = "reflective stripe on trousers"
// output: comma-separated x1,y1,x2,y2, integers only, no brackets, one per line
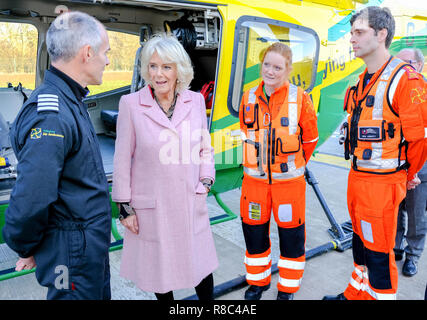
244,250,272,286
245,254,272,266
277,256,305,292
346,265,396,300
246,269,272,282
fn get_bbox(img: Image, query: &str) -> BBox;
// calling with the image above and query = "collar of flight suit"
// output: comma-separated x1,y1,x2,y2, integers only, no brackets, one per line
43,70,89,119
49,66,89,102
255,80,291,121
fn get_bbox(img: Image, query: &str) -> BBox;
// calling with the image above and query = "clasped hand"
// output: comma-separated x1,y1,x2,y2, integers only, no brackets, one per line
407,174,421,190
15,256,36,271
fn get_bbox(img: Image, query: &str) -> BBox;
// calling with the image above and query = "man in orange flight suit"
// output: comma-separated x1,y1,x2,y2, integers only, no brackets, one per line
323,6,426,300
239,42,318,300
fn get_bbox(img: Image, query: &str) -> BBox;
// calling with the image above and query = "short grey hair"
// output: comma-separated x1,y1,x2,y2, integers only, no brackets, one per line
398,48,425,65
140,33,194,93
47,11,104,62
350,6,395,49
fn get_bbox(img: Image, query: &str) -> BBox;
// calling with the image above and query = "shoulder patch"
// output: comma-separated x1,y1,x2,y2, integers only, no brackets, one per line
403,66,420,80
37,94,59,113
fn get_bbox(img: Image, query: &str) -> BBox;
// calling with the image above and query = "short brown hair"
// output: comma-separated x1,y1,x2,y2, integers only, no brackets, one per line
350,6,395,49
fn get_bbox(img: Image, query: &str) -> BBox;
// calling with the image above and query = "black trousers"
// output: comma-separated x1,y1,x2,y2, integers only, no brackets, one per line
155,273,214,301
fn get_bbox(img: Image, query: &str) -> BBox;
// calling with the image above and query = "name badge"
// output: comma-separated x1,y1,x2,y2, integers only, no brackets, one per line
358,126,382,141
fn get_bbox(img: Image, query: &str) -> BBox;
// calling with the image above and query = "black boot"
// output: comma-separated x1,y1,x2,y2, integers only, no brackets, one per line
244,284,270,300
277,291,294,300
402,259,418,277
322,293,347,300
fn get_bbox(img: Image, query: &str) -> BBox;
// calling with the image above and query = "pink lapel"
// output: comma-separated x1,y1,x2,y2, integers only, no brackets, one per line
138,86,193,132
138,86,176,132
171,90,192,128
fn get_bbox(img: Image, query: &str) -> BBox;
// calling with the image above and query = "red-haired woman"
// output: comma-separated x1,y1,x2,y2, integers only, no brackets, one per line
239,42,319,300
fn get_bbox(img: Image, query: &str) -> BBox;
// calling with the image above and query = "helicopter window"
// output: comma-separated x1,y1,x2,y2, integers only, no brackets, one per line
228,17,319,117
0,22,38,90
0,22,37,126
87,30,141,96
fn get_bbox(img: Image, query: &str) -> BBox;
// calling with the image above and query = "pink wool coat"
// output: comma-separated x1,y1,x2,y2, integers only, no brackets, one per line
112,86,218,293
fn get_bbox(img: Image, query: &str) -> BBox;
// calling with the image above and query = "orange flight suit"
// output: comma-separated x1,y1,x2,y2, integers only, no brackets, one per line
343,57,426,300
239,81,318,294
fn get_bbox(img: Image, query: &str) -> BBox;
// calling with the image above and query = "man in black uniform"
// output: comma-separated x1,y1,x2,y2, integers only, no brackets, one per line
2,11,112,299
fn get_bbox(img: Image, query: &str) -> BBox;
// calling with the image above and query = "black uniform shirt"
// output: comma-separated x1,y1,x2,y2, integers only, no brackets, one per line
2,69,111,258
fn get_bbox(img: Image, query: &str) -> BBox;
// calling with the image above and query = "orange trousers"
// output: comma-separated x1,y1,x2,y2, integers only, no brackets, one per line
240,174,306,293
344,170,407,300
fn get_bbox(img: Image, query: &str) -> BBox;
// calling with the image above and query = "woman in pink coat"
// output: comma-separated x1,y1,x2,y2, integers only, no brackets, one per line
112,34,218,300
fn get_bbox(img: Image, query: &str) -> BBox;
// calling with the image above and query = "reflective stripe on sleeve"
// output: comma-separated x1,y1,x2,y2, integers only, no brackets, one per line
303,136,319,144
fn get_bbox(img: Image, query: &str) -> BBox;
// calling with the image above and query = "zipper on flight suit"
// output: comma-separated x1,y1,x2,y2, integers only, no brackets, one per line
349,100,362,169
259,94,272,184
267,124,272,184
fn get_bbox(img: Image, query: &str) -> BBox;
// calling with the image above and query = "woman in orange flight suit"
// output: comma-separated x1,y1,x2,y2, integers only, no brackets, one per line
239,42,319,300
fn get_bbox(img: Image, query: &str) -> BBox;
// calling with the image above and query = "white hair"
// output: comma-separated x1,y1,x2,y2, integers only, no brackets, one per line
398,48,425,64
46,11,104,62
140,33,194,93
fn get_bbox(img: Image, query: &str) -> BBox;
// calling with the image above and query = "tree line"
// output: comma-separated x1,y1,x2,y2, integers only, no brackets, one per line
0,22,140,74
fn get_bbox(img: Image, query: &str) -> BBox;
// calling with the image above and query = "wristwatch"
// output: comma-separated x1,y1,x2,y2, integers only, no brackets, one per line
118,203,136,221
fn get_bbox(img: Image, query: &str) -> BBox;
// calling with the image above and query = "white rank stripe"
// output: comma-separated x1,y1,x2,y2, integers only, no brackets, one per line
37,106,59,112
38,94,58,99
37,94,59,112
37,102,59,106
38,97,58,101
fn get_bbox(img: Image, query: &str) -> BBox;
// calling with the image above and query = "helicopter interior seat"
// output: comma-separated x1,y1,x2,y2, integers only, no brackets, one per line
100,26,150,133
0,83,30,129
